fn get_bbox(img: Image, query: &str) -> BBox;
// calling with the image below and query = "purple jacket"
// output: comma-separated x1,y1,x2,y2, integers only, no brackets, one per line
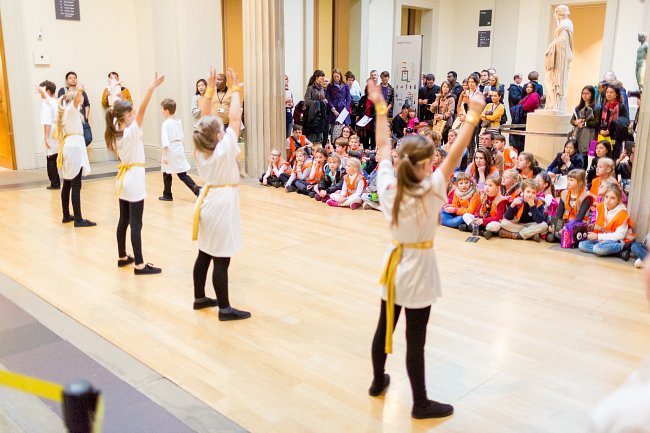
325,82,351,124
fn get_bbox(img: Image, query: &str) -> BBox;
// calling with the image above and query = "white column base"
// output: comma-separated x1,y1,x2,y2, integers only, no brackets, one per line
524,111,572,168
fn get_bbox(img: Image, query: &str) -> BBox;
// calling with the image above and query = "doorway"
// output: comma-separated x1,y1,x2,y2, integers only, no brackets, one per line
0,13,16,169
222,0,244,81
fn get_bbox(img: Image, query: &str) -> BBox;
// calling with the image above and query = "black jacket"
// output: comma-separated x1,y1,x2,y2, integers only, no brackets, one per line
319,167,343,193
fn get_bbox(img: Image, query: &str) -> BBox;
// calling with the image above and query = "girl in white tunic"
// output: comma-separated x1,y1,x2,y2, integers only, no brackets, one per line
367,79,486,419
104,74,165,275
190,68,250,321
159,98,199,201
37,80,61,189
55,87,95,227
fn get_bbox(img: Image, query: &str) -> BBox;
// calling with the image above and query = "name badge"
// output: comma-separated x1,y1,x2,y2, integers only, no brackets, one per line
217,108,225,113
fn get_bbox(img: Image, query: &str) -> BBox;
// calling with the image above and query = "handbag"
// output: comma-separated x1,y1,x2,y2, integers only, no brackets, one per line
83,121,93,146
432,119,446,135
588,139,598,156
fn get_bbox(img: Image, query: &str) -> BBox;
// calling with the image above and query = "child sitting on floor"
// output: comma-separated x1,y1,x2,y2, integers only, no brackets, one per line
535,171,558,224
589,157,616,196
260,149,290,187
286,124,313,165
460,174,507,239
284,147,312,192
300,147,327,196
499,179,548,241
501,168,522,201
327,157,366,209
314,153,343,202
494,134,518,171
441,172,480,228
547,169,593,243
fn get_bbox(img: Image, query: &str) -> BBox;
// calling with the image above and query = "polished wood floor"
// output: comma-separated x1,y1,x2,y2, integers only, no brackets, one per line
0,172,648,433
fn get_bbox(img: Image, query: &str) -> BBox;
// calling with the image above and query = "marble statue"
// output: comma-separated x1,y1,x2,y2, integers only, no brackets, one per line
636,33,648,91
544,5,573,113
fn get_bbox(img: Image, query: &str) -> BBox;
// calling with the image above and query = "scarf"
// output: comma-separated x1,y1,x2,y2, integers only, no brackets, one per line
455,184,476,202
602,100,620,129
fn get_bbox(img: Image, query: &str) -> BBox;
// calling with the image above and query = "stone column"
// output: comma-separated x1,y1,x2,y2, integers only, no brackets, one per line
629,37,650,239
242,0,285,177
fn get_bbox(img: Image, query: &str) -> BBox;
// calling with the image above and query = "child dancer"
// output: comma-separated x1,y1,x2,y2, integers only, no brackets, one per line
104,74,164,275
191,68,250,320
298,147,326,195
284,147,312,192
578,183,634,258
259,150,290,187
548,169,593,242
56,86,95,227
460,174,506,238
159,98,200,201
441,172,479,228
499,179,548,241
314,154,343,201
37,81,61,190
368,78,485,419
327,158,366,209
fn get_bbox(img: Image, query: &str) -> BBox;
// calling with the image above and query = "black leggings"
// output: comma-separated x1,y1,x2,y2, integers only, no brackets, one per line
371,300,431,405
162,172,198,197
61,169,83,221
193,251,231,308
117,199,144,265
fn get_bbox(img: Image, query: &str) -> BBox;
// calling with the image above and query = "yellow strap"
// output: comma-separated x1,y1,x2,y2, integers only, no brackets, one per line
0,370,64,402
116,163,146,196
192,184,239,241
56,133,84,169
379,240,433,354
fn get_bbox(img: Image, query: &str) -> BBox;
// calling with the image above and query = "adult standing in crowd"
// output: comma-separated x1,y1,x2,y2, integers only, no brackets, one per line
508,73,524,110
191,78,208,121
303,70,328,144
429,81,456,143
210,73,233,130
101,72,132,109
510,82,541,153
598,84,631,160
447,71,463,100
285,74,294,138
379,71,395,118
356,79,377,149
326,68,351,141
570,85,599,160
58,71,92,146
478,70,490,93
418,74,440,123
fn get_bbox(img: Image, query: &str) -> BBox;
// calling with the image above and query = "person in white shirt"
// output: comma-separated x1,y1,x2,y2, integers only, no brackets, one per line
159,98,199,201
104,74,165,275
190,67,250,321
366,78,486,419
37,80,60,189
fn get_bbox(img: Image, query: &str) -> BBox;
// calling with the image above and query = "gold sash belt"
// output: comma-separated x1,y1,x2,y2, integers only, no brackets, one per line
116,163,145,195
55,133,84,169
192,184,239,240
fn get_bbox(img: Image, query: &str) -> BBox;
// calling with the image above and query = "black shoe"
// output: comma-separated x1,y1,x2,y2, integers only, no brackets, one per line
158,196,173,201
134,263,162,275
193,186,201,196
117,255,135,267
273,181,282,188
546,232,555,243
481,230,493,240
193,297,219,310
62,215,75,223
619,249,631,262
74,219,97,227
286,186,296,193
458,224,468,232
47,185,60,190
308,191,316,198
368,374,390,396
218,307,251,321
412,400,454,419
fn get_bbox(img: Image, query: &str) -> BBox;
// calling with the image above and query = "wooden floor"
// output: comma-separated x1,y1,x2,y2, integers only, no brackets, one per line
0,172,648,433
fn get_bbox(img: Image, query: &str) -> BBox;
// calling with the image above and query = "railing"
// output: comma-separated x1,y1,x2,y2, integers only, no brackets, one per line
497,123,571,138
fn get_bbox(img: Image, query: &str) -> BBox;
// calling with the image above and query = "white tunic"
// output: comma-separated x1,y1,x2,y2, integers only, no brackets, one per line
161,118,191,174
195,128,242,257
115,122,146,202
60,104,91,180
40,97,59,155
377,160,447,309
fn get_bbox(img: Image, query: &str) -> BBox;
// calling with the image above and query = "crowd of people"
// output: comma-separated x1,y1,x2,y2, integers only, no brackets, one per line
263,66,647,268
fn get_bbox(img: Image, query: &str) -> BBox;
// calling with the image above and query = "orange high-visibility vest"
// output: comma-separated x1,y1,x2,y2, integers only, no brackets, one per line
593,203,635,243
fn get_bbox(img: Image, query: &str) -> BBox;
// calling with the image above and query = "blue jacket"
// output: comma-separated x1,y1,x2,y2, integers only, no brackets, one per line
325,83,351,125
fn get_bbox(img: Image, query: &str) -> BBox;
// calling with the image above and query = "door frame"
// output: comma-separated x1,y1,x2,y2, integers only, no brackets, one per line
0,12,16,169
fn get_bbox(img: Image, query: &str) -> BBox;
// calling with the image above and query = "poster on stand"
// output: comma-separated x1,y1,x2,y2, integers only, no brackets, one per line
392,35,423,116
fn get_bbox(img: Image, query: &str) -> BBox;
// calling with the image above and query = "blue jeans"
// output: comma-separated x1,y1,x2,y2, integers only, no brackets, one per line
441,211,464,228
578,239,624,256
631,242,648,261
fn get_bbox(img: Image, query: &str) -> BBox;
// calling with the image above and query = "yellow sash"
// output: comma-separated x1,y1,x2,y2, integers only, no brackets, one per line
116,163,146,196
379,239,433,353
55,133,84,169
192,184,239,240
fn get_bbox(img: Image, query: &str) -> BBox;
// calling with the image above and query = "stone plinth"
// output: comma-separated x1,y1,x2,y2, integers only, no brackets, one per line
524,110,572,168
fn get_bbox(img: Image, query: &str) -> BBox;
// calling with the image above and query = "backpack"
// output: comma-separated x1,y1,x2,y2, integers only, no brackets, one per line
560,220,587,249
510,104,526,125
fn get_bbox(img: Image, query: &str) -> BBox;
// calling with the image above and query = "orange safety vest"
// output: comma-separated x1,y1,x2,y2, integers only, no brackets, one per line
469,164,498,179
451,190,480,215
292,159,312,176
560,189,591,222
593,203,636,243
513,198,544,222
503,147,518,171
288,136,306,163
344,173,367,197
479,194,507,218
270,160,291,176
308,163,324,184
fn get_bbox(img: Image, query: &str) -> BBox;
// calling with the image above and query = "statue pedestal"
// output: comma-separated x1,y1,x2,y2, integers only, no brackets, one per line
524,110,572,167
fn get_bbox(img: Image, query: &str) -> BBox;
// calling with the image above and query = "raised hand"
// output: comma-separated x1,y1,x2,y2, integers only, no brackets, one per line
150,73,165,89
468,93,487,114
226,68,242,89
366,79,384,105
207,67,217,89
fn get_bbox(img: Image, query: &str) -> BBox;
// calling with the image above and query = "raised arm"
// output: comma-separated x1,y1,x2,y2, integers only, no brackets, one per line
226,68,242,138
72,86,85,110
136,73,165,127
439,95,486,180
367,80,391,164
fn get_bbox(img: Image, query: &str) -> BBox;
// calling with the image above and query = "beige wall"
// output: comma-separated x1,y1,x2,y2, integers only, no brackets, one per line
0,0,223,170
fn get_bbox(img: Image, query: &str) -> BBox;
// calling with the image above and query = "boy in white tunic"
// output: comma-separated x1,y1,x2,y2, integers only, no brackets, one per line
367,79,486,419
190,68,250,321
104,74,165,275
37,80,61,190
159,98,200,201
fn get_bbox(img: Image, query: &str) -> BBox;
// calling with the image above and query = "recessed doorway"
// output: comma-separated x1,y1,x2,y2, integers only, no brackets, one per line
0,13,16,169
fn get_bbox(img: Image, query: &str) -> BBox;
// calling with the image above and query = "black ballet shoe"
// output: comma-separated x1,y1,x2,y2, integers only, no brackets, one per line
368,374,390,396
62,215,75,223
412,400,454,419
193,186,201,196
117,255,135,267
158,195,173,201
74,219,97,227
218,307,251,321
134,263,162,275
193,297,219,310
47,185,60,190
